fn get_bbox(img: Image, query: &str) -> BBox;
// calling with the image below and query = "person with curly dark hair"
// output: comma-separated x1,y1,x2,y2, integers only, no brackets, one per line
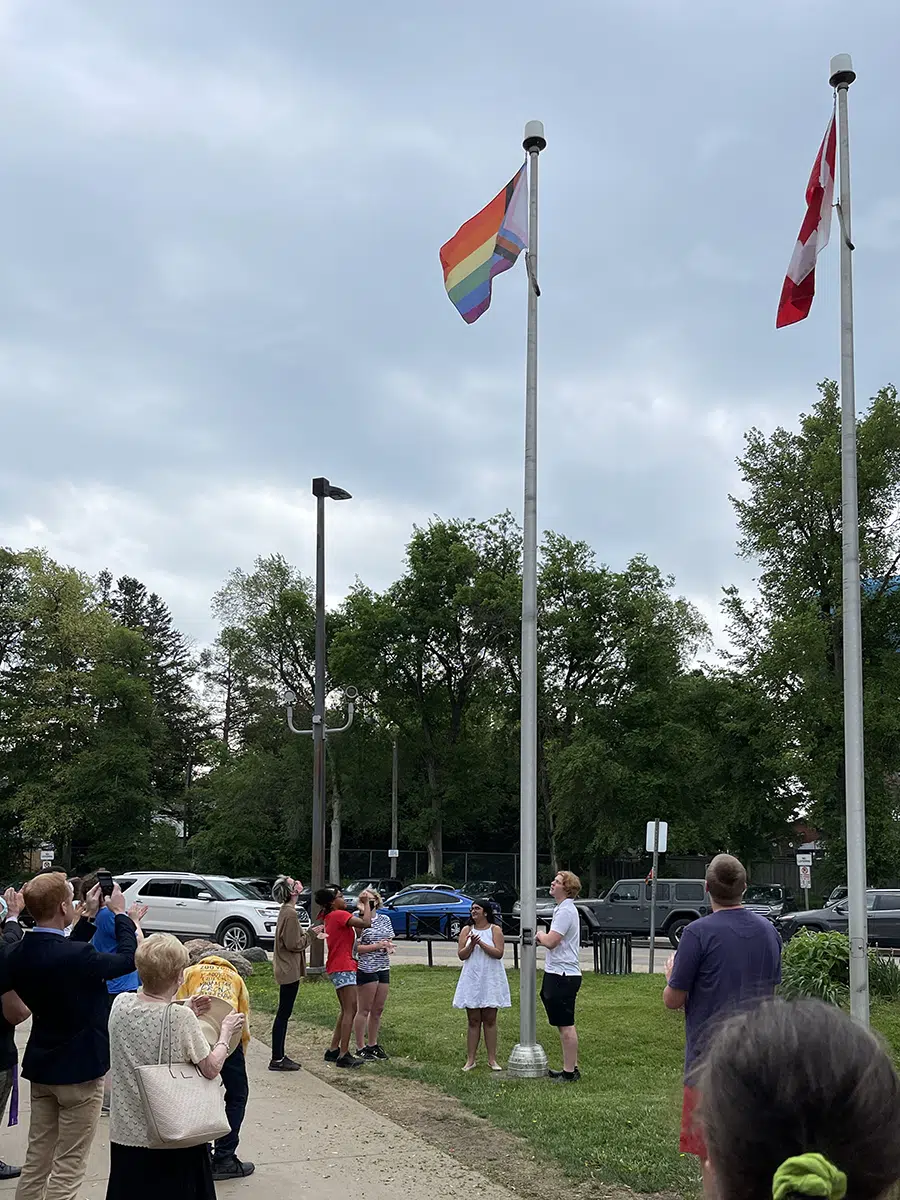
313,887,372,1069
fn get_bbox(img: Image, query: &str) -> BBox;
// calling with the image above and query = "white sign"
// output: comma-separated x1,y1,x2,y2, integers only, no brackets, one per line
796,852,813,866
645,821,669,853
39,851,53,862
799,865,812,890
387,849,399,859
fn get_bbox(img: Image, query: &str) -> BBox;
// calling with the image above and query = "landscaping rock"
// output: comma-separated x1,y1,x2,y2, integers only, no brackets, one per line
183,938,254,978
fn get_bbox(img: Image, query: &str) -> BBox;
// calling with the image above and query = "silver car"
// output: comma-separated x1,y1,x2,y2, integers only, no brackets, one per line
512,887,556,931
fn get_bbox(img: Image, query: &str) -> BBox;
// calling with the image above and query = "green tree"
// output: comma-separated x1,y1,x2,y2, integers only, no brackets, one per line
195,555,319,870
535,538,709,867
725,380,900,882
106,575,209,834
332,514,521,877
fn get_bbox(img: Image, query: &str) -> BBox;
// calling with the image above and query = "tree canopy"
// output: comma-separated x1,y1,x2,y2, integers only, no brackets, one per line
3,381,900,888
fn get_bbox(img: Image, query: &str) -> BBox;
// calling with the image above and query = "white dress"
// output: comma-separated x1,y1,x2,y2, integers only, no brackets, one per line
452,926,512,1010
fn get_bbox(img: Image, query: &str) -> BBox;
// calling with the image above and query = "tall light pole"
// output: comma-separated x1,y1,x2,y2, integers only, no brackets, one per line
389,727,399,879
284,476,354,974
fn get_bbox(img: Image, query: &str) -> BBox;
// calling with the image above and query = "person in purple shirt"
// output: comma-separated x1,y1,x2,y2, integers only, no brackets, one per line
663,854,782,1171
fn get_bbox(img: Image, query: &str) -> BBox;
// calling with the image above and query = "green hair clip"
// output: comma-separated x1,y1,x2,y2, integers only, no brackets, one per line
772,1154,847,1200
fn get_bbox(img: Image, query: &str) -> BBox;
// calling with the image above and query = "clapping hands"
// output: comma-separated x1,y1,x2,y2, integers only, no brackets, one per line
3,887,24,919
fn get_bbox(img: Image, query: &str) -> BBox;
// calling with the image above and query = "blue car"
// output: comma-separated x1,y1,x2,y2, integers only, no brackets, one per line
381,886,476,939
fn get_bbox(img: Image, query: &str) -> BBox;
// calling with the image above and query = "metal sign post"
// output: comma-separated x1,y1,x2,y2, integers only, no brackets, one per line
797,852,813,910
646,820,668,974
799,865,812,905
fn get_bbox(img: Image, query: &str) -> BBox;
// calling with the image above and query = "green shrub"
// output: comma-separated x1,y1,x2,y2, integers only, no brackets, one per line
780,930,850,1004
780,929,900,1005
868,952,900,1002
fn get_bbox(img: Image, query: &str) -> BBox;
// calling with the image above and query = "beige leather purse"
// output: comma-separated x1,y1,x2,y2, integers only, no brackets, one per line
135,1004,230,1149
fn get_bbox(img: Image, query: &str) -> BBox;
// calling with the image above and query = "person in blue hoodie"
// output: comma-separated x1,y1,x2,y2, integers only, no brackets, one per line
87,872,146,1114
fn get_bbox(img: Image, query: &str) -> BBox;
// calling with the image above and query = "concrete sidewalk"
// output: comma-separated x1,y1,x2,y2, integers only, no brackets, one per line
1,1032,517,1200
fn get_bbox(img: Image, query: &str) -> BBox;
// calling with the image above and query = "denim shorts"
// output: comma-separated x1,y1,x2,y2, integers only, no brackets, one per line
328,970,357,990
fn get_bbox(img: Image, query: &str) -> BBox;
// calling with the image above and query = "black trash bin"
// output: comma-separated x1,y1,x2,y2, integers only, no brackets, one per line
594,933,632,975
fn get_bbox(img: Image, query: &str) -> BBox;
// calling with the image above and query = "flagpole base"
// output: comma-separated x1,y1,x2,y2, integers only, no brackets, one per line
507,1042,548,1078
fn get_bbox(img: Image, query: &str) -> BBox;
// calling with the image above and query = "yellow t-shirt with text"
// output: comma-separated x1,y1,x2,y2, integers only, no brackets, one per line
176,956,251,1049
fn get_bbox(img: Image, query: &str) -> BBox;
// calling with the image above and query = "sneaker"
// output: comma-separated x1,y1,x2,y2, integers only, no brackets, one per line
336,1052,365,1069
549,1067,581,1083
367,1044,389,1060
0,1163,22,1181
268,1056,302,1072
212,1157,256,1181
323,1047,341,1063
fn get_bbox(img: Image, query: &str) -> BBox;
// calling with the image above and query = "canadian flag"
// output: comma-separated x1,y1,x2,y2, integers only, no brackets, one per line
776,114,837,328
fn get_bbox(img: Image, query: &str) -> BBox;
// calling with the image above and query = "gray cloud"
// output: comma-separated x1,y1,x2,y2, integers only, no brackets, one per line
1,0,898,657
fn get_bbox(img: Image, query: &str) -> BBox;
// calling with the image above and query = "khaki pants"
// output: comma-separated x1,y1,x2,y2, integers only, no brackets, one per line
16,1078,104,1200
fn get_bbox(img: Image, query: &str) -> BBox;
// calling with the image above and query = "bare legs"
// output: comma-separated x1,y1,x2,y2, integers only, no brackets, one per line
559,1024,578,1074
464,1007,500,1068
367,982,389,1047
465,1008,482,1068
354,981,379,1050
329,986,358,1056
482,1007,499,1068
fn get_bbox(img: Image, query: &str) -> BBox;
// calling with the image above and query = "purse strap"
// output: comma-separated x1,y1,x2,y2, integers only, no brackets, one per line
156,1002,176,1073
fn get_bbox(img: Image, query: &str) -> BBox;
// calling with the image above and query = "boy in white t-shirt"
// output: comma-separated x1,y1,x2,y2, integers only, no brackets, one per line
536,871,583,1083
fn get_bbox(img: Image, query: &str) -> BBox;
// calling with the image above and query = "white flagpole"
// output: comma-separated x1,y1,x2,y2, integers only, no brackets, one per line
508,120,548,1079
830,52,869,1026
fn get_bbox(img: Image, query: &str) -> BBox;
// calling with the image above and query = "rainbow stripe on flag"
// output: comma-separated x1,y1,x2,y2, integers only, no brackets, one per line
440,164,528,323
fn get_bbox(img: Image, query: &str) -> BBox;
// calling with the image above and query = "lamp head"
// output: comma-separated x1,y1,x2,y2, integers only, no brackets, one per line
312,477,352,501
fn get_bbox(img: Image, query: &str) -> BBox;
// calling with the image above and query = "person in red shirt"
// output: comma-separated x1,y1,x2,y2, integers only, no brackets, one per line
313,888,373,1069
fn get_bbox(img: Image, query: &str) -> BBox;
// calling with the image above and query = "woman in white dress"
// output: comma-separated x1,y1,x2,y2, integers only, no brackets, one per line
452,899,510,1071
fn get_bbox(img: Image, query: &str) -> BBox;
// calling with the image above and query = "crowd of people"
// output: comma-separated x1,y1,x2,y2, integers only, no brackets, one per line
2,854,900,1200
0,870,257,1199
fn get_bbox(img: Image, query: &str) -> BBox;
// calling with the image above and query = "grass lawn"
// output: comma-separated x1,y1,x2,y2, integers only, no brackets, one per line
246,964,900,1197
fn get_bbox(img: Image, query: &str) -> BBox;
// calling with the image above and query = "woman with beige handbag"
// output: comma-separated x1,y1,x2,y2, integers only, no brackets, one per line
105,933,245,1200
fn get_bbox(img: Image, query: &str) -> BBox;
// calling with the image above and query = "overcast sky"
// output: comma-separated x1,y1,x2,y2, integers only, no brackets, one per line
1,0,898,654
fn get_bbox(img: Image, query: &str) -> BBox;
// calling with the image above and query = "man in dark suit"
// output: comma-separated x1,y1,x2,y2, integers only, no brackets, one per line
1,887,28,1180
0,871,137,1200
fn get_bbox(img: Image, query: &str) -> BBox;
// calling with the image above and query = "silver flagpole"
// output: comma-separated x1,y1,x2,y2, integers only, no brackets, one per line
508,120,548,1078
830,52,869,1026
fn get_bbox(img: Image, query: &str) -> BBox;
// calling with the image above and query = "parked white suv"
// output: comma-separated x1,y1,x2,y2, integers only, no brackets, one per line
116,872,282,953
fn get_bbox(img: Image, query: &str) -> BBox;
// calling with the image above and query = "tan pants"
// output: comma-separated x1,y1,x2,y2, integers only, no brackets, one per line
15,1078,104,1200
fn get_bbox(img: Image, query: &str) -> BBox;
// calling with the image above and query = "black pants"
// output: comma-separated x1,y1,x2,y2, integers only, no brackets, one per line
271,981,300,1061
213,1044,248,1163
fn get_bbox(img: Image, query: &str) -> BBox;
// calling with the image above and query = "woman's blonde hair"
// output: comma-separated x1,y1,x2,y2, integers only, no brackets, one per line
361,888,383,910
136,933,188,993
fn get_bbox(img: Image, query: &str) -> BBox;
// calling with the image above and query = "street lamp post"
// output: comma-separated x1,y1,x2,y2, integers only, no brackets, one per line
284,476,354,975
389,728,399,879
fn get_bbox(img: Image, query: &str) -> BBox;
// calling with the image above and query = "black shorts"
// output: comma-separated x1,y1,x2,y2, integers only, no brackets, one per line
540,972,581,1027
356,968,391,986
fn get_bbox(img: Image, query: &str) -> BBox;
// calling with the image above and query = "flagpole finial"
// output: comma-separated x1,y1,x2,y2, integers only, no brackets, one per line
830,54,856,88
523,121,546,153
